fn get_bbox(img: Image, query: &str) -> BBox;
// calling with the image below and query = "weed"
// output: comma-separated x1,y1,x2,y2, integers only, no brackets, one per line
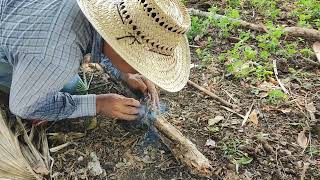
247,0,280,20
76,71,93,95
218,139,253,166
267,89,288,104
188,16,209,41
291,0,320,28
195,36,214,65
306,146,320,156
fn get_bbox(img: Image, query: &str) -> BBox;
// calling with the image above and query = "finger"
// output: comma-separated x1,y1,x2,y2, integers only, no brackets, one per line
117,113,139,121
123,98,141,107
121,106,140,115
143,78,159,109
136,79,148,95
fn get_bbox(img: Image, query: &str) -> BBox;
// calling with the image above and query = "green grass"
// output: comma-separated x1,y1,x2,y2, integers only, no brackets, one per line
186,0,319,105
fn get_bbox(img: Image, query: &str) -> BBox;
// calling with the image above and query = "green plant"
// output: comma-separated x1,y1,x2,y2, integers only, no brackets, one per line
300,48,315,58
248,0,280,20
306,146,320,156
267,89,288,104
209,7,241,38
187,16,209,41
218,139,253,166
195,36,214,64
254,64,273,81
256,22,285,53
76,71,94,95
291,0,320,28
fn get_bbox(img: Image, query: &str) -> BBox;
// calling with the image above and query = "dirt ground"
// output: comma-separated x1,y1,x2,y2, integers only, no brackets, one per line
49,1,320,180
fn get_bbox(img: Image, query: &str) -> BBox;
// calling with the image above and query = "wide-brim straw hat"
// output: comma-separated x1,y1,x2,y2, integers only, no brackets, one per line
77,0,191,92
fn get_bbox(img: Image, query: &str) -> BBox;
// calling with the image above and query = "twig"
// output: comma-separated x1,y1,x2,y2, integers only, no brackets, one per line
189,44,202,48
273,60,290,95
188,8,320,41
241,102,255,127
223,89,237,103
49,142,75,153
301,56,320,67
221,106,244,119
187,80,238,109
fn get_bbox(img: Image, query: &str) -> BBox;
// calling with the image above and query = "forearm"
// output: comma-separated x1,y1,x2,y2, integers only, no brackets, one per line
10,92,96,121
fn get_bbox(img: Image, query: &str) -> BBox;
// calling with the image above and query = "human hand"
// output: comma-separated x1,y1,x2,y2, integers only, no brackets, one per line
121,73,160,108
96,94,141,121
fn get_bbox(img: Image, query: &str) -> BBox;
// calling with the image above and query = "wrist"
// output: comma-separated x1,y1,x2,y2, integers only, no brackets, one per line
96,95,103,114
120,72,129,81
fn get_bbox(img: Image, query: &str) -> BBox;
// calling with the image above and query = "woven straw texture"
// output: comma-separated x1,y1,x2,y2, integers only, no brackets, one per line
77,0,191,92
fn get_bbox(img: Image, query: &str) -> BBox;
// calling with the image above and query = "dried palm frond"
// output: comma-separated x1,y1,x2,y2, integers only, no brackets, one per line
0,109,39,179
0,108,52,179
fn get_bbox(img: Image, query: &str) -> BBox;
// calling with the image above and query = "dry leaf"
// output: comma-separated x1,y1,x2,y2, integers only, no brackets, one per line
208,116,224,126
297,130,308,149
249,110,258,125
313,41,320,63
268,77,278,85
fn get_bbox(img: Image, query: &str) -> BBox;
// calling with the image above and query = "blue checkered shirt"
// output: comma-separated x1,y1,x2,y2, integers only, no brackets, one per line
0,0,120,121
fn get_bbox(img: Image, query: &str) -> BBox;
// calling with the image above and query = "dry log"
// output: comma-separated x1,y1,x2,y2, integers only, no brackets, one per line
188,80,238,109
188,8,320,41
154,116,213,177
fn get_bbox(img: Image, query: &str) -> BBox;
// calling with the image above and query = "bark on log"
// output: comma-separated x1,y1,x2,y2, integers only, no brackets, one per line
154,116,213,177
188,8,320,41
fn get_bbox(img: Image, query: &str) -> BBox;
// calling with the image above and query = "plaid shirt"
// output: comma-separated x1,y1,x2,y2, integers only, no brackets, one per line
0,0,120,120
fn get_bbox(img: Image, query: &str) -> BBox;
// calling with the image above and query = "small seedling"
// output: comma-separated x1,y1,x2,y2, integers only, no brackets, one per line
267,89,288,104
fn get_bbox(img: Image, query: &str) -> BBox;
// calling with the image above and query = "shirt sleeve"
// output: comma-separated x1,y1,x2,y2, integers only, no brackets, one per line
9,53,96,121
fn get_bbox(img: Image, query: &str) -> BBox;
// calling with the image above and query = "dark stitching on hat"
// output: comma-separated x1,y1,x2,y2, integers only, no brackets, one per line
116,1,174,56
117,33,142,45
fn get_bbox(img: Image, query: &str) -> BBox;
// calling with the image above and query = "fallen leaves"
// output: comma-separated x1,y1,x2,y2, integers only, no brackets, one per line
249,110,259,125
297,130,308,149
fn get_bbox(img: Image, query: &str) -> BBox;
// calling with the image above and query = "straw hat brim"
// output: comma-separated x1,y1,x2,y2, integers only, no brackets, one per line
77,0,191,92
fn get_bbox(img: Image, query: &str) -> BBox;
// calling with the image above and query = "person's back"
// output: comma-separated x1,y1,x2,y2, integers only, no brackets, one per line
0,0,96,120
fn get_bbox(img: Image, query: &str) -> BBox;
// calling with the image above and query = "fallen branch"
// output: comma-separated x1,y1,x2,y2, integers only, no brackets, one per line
188,80,238,109
154,116,213,177
188,8,320,41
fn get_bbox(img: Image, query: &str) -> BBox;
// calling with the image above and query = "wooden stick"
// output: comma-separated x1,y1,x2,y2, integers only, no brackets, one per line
273,60,290,95
188,8,320,41
154,116,213,177
188,80,238,109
